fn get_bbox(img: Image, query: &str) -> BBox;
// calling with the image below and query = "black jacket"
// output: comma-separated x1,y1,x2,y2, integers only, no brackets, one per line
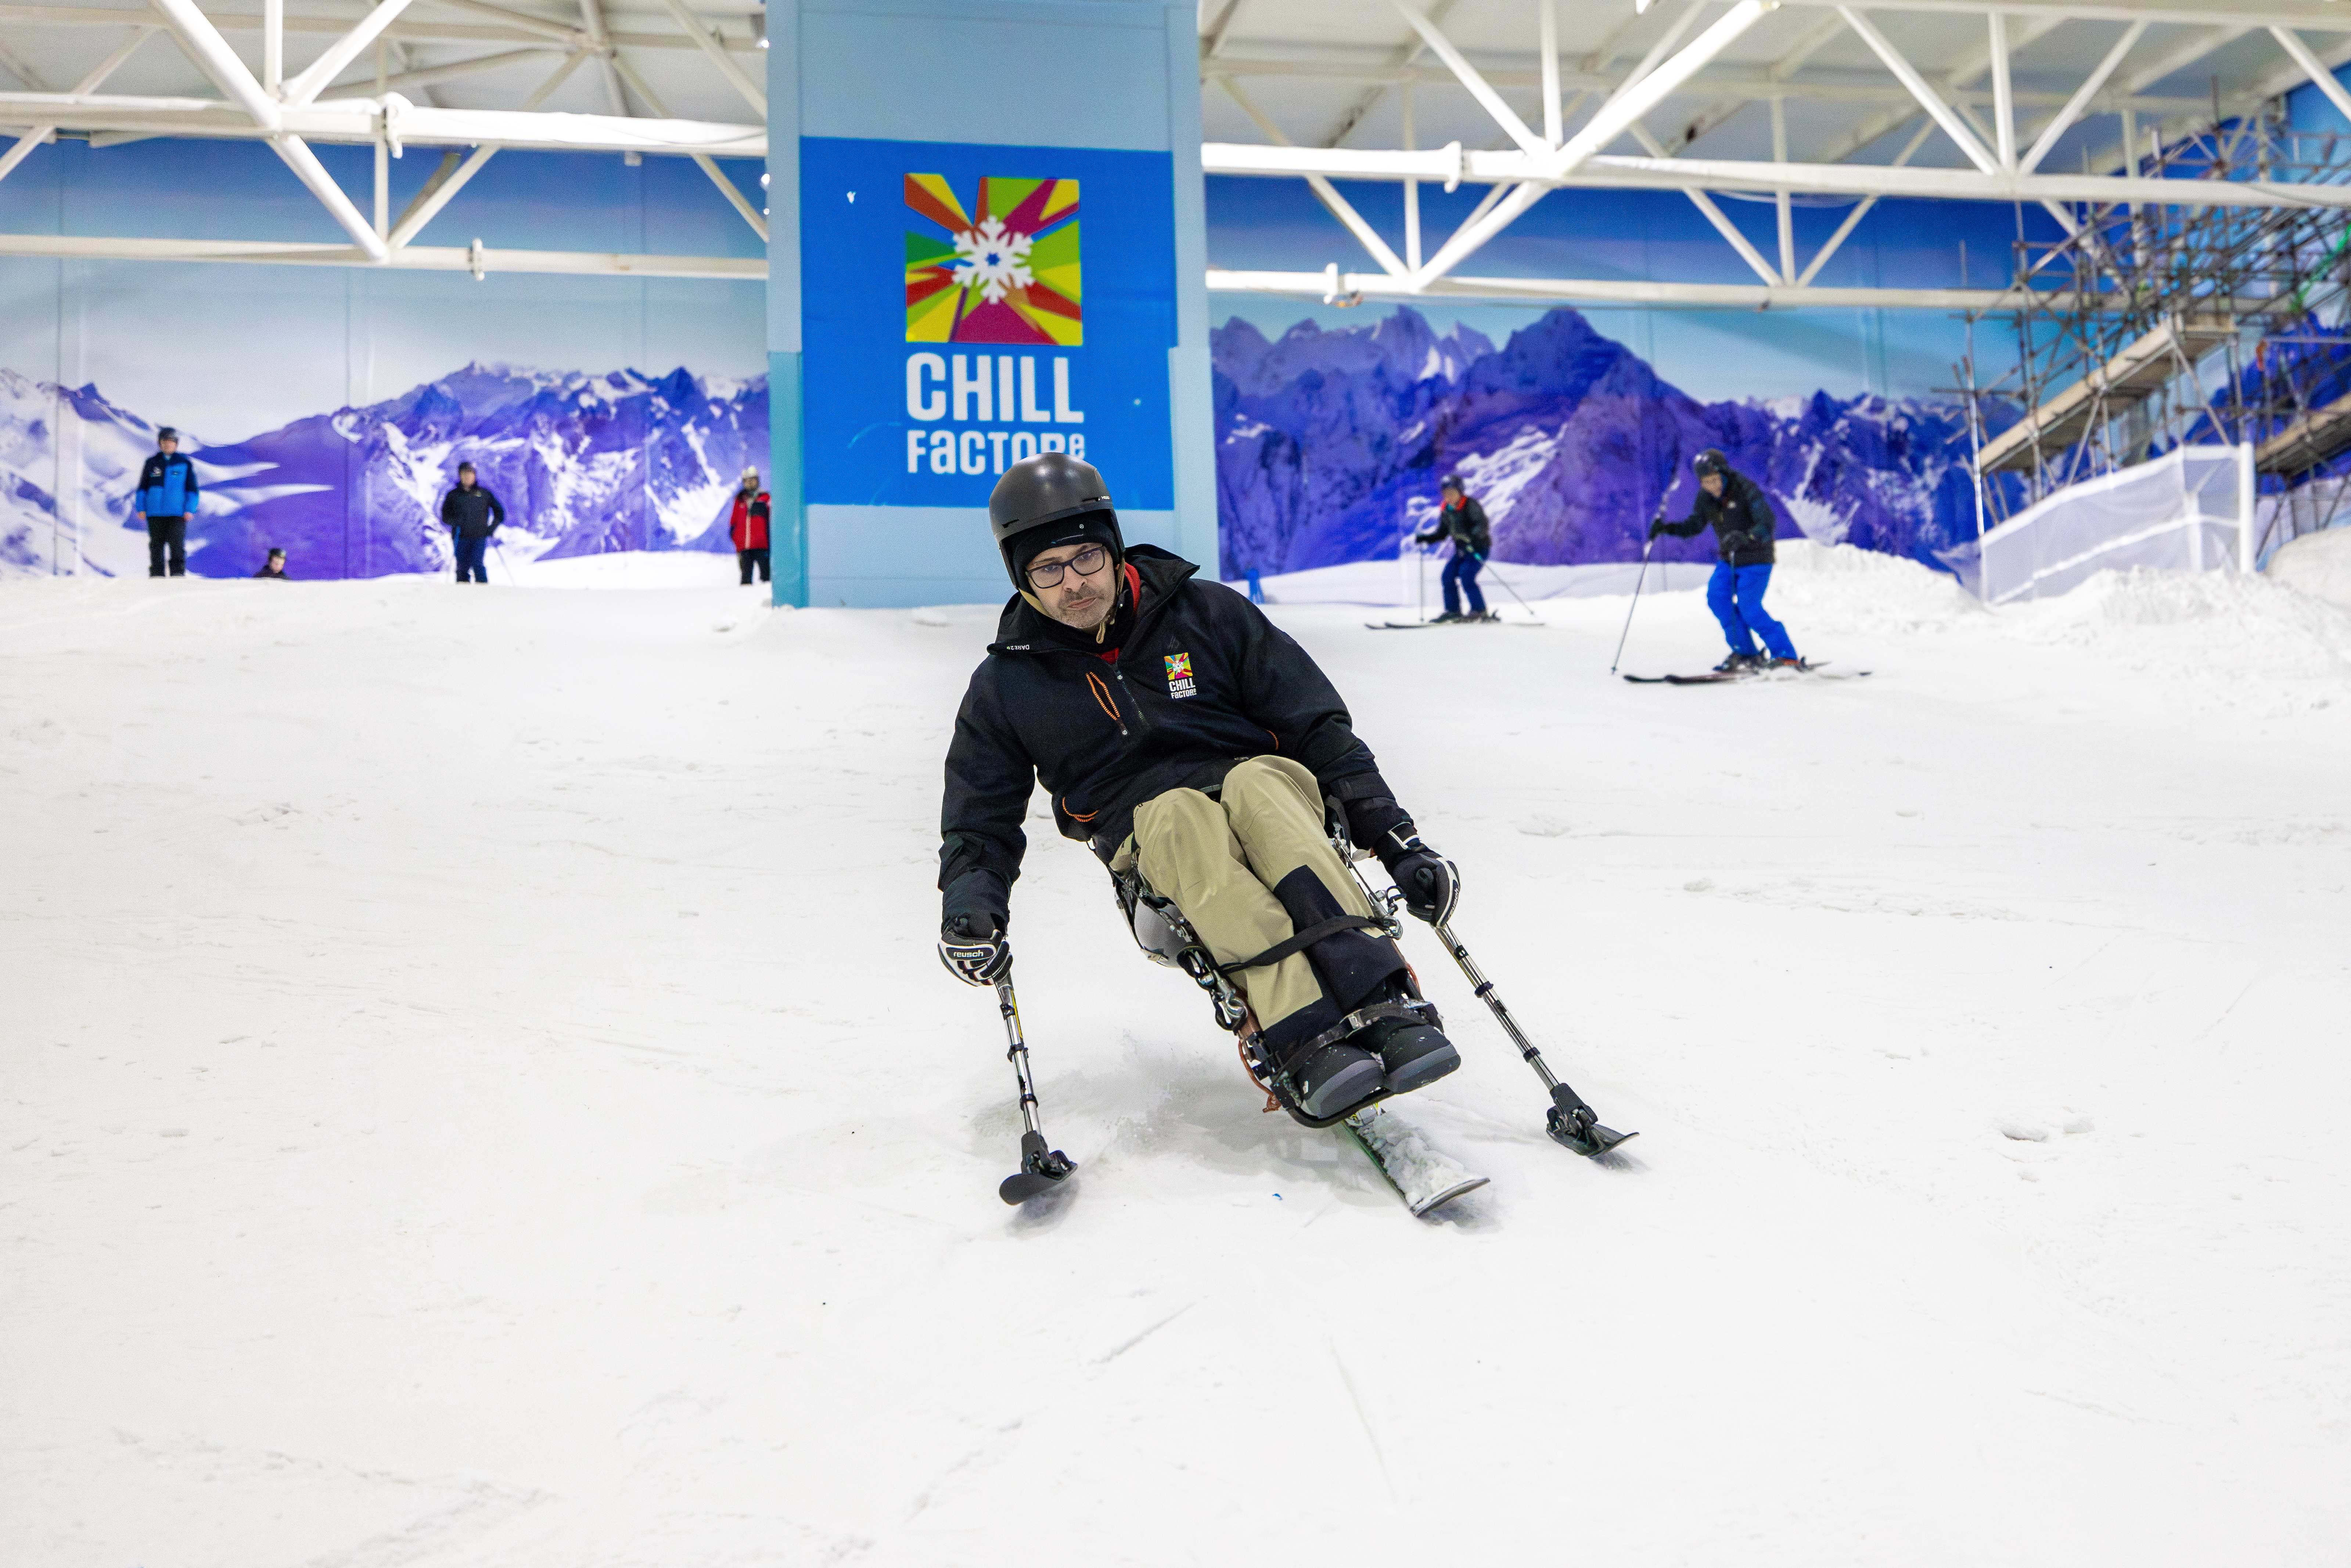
1661,470,1777,566
1417,495,1491,557
940,546,1411,898
439,484,506,539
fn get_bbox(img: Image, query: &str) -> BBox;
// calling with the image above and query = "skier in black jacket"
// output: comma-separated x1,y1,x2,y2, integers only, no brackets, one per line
1650,448,1801,672
938,452,1462,1122
1413,474,1494,622
439,463,505,585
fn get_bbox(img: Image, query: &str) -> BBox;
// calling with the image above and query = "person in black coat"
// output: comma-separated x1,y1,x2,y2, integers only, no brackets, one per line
438,463,506,585
1651,448,1801,672
1413,474,1493,622
253,548,287,579
937,453,1463,1123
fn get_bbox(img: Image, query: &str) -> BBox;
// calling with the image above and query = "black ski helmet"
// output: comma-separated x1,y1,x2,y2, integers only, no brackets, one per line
989,451,1122,589
1692,448,1729,479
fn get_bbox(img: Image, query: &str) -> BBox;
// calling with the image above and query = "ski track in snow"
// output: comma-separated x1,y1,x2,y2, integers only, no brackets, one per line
2,547,2349,1565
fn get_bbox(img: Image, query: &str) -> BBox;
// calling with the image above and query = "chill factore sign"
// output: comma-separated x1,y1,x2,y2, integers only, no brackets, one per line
802,138,1178,513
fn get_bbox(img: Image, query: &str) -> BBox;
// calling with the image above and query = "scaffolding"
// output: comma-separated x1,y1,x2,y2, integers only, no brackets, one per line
1958,108,2351,564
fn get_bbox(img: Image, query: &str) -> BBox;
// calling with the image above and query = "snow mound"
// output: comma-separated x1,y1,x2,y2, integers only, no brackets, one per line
2268,525,2351,609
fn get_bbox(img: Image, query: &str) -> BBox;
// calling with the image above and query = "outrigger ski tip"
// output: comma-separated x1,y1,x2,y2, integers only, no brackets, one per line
999,1129,1076,1205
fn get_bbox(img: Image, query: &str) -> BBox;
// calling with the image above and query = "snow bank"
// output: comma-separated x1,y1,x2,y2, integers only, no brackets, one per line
2268,524,2351,609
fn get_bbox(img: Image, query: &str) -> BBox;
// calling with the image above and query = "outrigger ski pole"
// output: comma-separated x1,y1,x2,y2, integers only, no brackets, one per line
1427,918,1636,1157
993,968,1076,1204
1330,807,1635,1158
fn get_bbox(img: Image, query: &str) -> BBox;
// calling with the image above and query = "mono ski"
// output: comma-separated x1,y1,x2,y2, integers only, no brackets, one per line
1342,1105,1488,1216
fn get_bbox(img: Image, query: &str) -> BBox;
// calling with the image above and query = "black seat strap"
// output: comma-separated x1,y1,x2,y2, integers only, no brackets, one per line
1216,915,1390,975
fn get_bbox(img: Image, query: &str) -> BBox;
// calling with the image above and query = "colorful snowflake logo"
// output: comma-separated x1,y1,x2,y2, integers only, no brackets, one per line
906,175,1081,345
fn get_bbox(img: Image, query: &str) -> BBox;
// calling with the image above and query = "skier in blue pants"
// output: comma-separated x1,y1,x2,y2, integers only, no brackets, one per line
1414,475,1494,623
1651,449,1800,673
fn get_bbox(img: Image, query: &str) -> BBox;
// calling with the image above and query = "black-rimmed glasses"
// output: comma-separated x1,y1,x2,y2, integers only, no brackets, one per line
1026,544,1110,590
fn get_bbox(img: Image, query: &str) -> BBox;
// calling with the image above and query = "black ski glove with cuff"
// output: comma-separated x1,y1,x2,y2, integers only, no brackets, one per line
1329,776,1460,925
938,869,1011,986
1647,516,1666,540
1380,830,1459,925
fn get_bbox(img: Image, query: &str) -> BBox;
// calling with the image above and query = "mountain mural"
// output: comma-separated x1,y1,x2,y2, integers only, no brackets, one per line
0,363,767,579
1214,306,2007,580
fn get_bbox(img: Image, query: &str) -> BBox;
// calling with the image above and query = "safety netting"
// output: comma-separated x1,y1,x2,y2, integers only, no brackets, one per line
1942,446,2254,604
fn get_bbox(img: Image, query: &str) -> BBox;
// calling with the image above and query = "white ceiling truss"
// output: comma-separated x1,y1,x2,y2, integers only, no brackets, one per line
0,0,766,279
11,0,2351,304
1200,0,2351,312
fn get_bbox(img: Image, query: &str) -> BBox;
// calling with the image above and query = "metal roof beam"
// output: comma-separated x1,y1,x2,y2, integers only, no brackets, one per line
0,229,760,277
1204,140,2351,210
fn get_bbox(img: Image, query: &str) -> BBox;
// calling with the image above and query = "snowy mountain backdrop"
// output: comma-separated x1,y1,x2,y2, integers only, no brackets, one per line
1215,307,2000,580
0,364,768,579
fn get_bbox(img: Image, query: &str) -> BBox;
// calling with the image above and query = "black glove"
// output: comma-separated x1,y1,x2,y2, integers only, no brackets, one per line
938,870,1011,986
1380,830,1458,925
1647,517,1666,541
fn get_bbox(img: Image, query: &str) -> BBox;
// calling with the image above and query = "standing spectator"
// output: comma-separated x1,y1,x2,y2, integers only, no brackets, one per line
253,547,288,579
439,462,505,585
1413,474,1493,623
730,467,771,585
133,427,200,578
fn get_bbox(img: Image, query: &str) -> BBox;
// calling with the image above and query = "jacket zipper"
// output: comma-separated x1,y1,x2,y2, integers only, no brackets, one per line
1111,666,1153,735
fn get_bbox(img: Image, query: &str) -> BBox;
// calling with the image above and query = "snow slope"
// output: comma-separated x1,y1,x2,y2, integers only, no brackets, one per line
3,552,2349,1566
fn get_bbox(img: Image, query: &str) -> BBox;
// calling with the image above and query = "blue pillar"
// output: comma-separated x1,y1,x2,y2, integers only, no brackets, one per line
768,0,1209,608
767,1,807,608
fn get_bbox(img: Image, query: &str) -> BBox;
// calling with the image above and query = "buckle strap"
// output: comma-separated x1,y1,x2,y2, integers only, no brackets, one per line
1285,1000,1434,1064
1215,915,1391,975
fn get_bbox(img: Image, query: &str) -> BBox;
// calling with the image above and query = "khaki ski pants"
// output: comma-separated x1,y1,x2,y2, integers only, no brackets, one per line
1115,755,1375,1031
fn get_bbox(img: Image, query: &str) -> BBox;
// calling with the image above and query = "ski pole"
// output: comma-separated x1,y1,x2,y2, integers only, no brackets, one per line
993,968,1075,1204
1427,917,1636,1158
1607,531,1658,675
491,536,518,586
1473,553,1539,621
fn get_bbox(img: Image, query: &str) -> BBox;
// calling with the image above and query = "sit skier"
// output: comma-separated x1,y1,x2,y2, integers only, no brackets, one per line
1414,474,1493,623
1650,449,1802,672
937,452,1463,1122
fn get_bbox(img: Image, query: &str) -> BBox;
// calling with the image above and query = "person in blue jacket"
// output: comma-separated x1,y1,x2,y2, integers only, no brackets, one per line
1651,449,1801,672
438,462,506,585
133,428,200,578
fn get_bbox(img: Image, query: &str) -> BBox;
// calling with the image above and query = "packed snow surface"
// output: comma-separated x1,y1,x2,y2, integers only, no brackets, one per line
4,546,2350,1565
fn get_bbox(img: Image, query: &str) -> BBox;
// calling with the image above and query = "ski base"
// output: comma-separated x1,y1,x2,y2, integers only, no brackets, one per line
1344,1105,1488,1216
1368,615,1541,630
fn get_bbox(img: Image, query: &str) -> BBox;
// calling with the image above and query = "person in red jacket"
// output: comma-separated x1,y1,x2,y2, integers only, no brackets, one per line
729,468,771,585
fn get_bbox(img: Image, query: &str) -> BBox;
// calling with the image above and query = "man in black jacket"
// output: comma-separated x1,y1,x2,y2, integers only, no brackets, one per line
439,463,505,585
938,453,1462,1122
1413,474,1493,623
1650,448,1801,672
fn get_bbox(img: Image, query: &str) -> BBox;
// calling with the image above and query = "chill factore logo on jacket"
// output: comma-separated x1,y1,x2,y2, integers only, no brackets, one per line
902,173,1088,477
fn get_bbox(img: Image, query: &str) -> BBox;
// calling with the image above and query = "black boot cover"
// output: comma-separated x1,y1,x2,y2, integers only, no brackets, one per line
1250,868,1416,1119
1272,867,1457,1098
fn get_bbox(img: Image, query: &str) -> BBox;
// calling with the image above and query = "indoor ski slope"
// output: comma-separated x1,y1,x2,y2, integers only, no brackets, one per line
4,544,2349,1567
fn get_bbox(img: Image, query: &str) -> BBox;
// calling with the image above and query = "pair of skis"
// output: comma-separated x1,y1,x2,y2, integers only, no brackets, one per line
1366,613,1541,631
1623,659,1865,685
989,910,1633,1217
